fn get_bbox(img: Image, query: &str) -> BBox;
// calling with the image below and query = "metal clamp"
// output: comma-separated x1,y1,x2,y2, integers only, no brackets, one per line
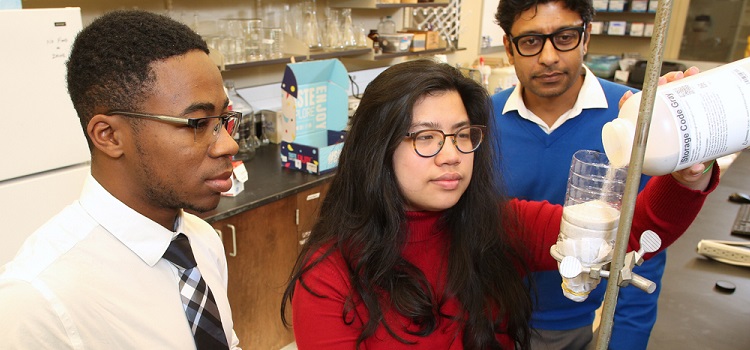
550,230,662,294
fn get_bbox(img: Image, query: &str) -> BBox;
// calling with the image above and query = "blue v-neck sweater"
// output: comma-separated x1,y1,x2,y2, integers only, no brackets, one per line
491,78,665,350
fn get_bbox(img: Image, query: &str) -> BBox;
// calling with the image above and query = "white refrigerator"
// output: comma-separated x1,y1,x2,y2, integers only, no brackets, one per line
0,8,90,265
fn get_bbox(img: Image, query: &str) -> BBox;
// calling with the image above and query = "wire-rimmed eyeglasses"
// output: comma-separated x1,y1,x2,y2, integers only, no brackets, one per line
509,24,586,57
405,125,486,158
106,111,242,143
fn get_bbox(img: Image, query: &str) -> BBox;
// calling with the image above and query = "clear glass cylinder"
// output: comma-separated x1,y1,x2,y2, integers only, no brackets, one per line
262,27,283,59
221,19,246,64
242,18,263,61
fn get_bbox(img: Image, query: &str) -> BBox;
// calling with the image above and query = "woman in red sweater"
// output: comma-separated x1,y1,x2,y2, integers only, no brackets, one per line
282,59,717,349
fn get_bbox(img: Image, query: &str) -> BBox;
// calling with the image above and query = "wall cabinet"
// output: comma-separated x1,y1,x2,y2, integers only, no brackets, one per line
211,182,330,349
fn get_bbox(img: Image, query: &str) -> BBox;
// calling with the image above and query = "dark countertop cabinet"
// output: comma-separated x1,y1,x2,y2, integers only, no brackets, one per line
197,145,334,349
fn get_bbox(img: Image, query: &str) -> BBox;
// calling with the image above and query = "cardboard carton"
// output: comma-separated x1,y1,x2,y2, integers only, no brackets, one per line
280,59,348,174
401,29,441,51
406,31,426,52
221,161,248,197
425,30,441,50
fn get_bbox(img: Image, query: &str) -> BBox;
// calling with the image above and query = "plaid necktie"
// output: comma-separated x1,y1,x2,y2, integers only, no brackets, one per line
163,233,229,350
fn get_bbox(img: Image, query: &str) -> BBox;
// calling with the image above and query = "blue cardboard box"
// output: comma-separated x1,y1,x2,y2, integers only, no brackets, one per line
280,59,349,174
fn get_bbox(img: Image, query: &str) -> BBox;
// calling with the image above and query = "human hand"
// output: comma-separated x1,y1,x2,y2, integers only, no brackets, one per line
670,160,715,191
618,66,701,108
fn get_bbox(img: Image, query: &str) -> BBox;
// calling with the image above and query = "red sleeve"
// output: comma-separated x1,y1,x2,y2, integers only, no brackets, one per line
631,165,720,259
504,199,563,272
292,249,364,349
506,165,720,271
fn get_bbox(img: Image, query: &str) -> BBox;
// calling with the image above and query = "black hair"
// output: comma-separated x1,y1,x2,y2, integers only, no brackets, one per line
66,9,209,149
283,59,533,349
495,0,595,36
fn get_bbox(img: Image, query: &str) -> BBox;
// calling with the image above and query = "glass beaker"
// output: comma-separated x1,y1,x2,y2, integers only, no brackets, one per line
218,19,246,64
242,18,264,61
225,80,256,161
262,27,283,59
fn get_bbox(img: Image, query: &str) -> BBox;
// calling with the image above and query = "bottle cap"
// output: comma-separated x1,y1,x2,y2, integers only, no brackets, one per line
715,280,736,294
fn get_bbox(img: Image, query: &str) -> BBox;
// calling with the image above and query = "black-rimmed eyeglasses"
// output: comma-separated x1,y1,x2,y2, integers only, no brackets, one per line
106,111,242,143
405,125,486,158
509,24,586,57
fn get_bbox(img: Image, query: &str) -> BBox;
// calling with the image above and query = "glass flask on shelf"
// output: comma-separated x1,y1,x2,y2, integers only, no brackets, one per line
303,0,322,49
341,8,356,48
225,80,256,161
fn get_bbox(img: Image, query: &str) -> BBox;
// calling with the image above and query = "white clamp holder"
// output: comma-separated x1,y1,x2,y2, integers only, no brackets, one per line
550,230,662,294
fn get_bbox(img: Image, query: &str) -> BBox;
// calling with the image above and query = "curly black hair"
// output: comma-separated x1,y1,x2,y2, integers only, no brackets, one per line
495,0,595,36
66,10,209,149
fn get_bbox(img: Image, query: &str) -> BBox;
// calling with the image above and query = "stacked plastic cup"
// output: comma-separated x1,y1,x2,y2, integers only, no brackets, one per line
555,150,627,301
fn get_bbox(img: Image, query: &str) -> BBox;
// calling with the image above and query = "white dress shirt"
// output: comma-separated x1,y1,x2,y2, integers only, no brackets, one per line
502,65,610,133
0,175,240,349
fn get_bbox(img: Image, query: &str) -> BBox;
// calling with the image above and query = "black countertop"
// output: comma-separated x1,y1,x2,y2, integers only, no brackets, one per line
196,145,335,223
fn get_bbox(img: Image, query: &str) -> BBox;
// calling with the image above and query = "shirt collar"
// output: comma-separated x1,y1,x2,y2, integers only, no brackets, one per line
502,65,609,132
79,175,177,267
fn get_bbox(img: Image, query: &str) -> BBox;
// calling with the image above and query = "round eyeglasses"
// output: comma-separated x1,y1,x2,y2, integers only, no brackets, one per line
107,111,242,143
509,24,586,57
405,125,486,158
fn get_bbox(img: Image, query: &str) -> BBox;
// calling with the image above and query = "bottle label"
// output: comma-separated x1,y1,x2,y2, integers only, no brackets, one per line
659,65,750,168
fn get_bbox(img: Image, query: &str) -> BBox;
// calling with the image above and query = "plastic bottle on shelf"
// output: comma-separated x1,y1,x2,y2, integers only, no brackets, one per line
377,16,396,35
225,80,256,161
602,57,750,176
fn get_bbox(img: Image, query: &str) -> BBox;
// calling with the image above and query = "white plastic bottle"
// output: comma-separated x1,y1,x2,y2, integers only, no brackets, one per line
602,57,750,176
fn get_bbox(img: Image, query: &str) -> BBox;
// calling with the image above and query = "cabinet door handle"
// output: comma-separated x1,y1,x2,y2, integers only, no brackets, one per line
226,224,237,257
215,229,222,240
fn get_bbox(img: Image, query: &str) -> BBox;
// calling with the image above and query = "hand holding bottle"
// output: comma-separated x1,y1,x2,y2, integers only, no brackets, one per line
604,59,749,181
615,66,714,191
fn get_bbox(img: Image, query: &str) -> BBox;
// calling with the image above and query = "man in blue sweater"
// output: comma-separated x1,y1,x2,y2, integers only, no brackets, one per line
492,1,660,349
